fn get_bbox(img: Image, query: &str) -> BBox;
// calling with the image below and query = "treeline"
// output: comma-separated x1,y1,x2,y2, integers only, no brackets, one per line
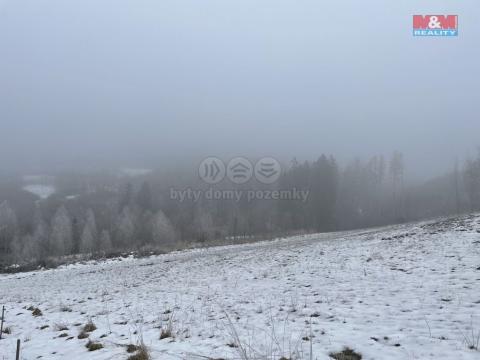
0,180,177,266
1,150,480,267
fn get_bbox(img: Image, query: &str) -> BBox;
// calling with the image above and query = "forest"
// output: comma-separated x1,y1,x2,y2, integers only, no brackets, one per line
0,150,479,269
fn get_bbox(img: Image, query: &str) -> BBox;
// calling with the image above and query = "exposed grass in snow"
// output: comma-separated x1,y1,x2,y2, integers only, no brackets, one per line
459,319,480,351
85,340,104,351
329,347,362,360
127,342,151,360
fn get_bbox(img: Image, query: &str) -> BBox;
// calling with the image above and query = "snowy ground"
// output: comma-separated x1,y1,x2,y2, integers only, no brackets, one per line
1,214,479,360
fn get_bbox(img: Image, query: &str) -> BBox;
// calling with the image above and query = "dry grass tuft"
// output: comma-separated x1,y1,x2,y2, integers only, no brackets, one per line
127,343,151,360
126,344,139,353
32,307,42,316
329,347,362,360
83,320,97,333
78,331,89,339
85,340,104,351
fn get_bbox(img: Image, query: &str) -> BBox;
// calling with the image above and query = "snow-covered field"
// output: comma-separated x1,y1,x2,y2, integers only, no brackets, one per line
1,215,479,359
22,175,56,199
22,185,56,199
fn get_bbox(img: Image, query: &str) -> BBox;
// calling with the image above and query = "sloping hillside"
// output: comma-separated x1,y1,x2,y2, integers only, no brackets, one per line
0,214,479,359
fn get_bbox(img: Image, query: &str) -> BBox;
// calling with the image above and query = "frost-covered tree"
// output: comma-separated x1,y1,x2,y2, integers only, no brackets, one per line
80,209,97,253
80,227,94,254
151,210,175,246
20,234,37,262
50,206,73,256
34,219,49,260
32,204,49,260
134,210,154,247
116,206,136,248
0,201,18,255
99,229,112,253
9,235,22,263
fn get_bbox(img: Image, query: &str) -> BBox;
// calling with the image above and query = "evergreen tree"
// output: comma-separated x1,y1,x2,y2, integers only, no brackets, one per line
0,200,17,255
71,217,81,254
464,151,480,210
389,151,405,220
308,155,338,231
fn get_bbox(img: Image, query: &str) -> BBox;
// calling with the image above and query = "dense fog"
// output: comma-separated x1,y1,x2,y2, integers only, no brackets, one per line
0,1,479,268
1,1,479,177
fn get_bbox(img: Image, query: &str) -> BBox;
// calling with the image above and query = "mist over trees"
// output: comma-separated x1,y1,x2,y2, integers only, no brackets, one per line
1,150,479,268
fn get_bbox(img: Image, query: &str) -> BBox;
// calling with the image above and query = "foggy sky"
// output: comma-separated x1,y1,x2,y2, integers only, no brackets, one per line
0,0,479,179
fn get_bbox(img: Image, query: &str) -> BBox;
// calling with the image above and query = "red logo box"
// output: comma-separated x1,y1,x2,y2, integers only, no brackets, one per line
413,15,458,36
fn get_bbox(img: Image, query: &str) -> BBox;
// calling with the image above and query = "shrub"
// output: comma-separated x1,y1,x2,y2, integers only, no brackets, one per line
159,312,175,340
160,328,172,340
78,331,89,339
126,344,139,353
127,343,151,360
85,340,103,351
32,308,42,316
329,347,362,360
83,320,97,333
